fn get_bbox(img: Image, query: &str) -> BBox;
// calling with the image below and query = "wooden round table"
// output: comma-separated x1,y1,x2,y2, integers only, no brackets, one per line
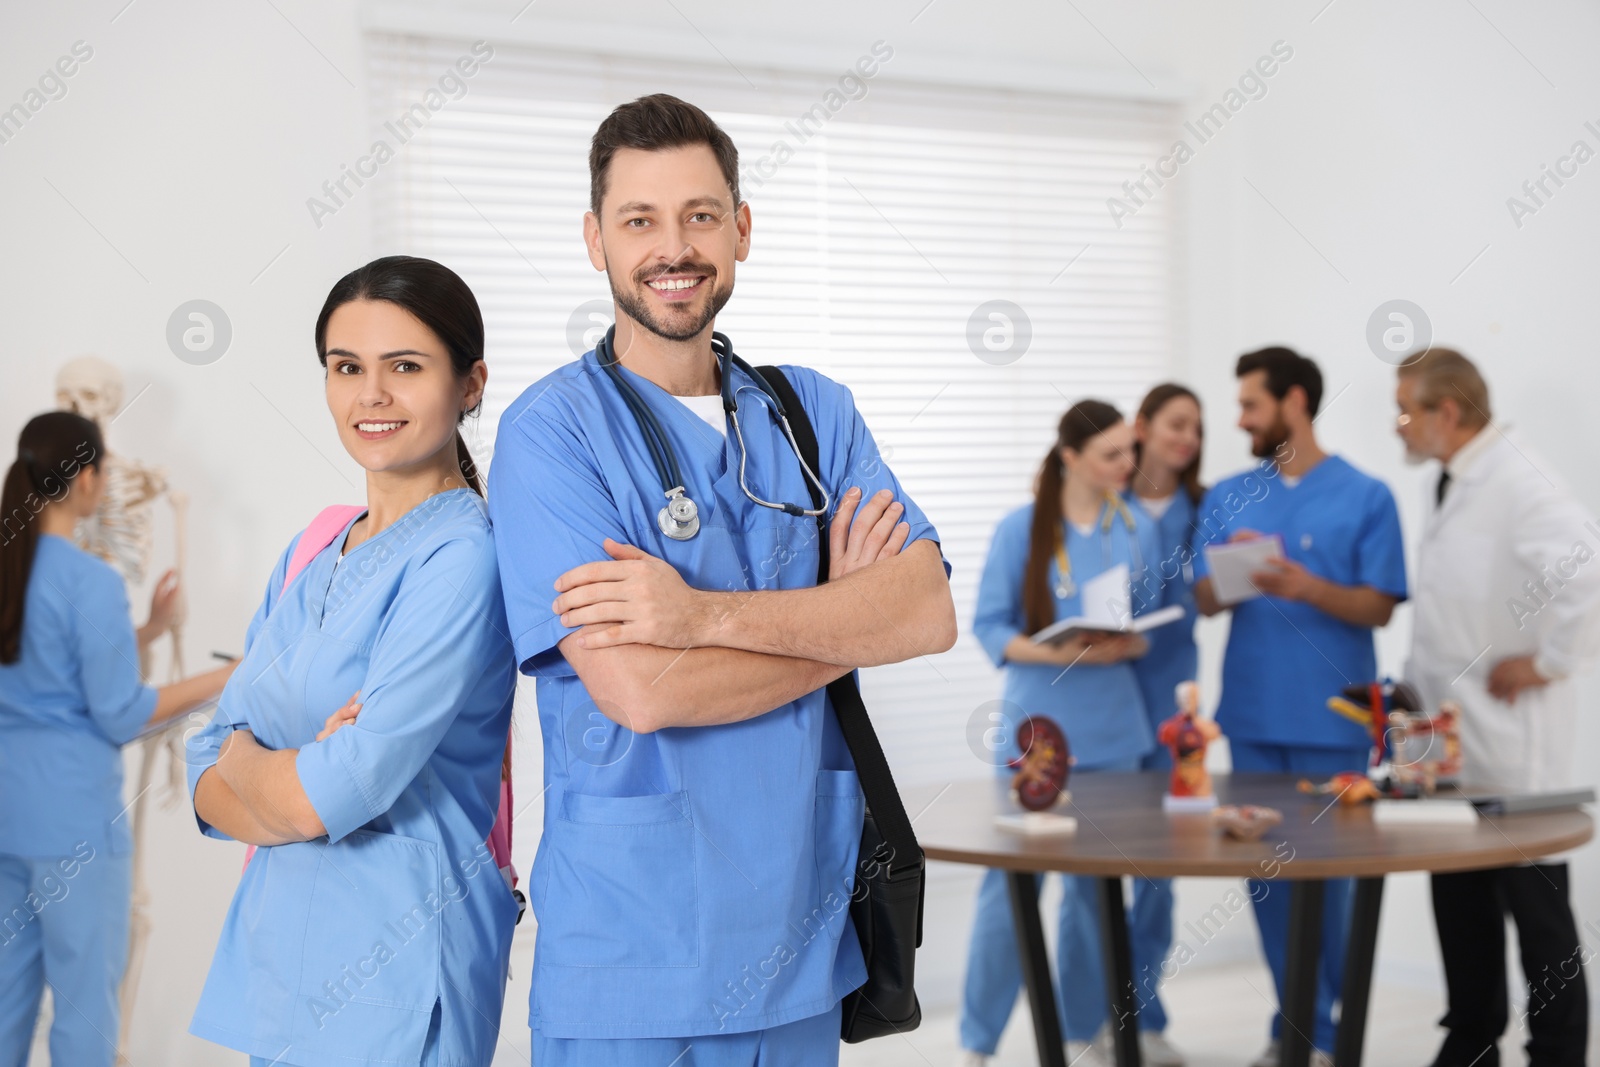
909,773,1592,1067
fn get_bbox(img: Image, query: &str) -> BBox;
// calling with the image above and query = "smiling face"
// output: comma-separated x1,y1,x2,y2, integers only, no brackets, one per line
583,144,751,344
1237,370,1293,459
1062,419,1136,495
322,299,484,476
1137,394,1202,479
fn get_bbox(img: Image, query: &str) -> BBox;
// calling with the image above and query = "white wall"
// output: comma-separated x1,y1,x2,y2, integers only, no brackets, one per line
4,1,1598,1061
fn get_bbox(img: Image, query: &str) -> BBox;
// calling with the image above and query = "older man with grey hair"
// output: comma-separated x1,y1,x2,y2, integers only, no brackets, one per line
1395,346,1600,1067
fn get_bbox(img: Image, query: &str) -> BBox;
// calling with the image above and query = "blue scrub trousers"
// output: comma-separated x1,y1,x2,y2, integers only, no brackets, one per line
1230,741,1367,1053
960,869,1177,1052
960,759,1173,1054
0,850,132,1067
530,1000,842,1066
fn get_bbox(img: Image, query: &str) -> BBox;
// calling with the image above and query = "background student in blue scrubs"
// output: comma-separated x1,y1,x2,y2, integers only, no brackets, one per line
1123,382,1207,1067
0,410,235,1067
185,257,518,1067
957,400,1164,1067
487,95,957,1067
1192,347,1407,1067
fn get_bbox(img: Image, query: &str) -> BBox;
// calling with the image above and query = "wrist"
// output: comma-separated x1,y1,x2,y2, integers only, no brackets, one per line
692,590,740,648
1531,653,1563,684
1298,574,1328,607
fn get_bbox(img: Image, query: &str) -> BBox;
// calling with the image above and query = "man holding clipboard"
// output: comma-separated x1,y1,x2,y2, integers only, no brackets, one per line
1191,347,1408,1067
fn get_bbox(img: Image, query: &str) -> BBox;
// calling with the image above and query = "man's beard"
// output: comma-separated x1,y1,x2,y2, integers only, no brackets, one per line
609,264,734,343
1250,415,1291,460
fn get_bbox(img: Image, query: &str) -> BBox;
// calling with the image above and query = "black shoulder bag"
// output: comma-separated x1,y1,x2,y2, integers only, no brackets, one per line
754,365,925,1043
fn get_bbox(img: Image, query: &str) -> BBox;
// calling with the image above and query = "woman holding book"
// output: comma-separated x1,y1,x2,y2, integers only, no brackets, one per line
956,400,1165,1067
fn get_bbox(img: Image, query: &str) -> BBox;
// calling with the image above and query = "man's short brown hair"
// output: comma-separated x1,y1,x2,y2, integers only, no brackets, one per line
1397,347,1492,429
589,94,740,215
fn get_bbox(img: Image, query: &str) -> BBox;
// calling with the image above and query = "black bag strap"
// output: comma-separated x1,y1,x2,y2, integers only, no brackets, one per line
754,365,922,875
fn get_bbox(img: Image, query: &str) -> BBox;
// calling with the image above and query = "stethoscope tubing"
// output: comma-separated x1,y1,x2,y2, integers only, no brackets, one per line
596,325,831,523
1055,495,1144,598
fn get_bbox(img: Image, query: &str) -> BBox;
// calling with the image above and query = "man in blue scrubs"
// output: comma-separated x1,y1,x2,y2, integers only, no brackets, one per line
1192,347,1407,1066
487,94,957,1066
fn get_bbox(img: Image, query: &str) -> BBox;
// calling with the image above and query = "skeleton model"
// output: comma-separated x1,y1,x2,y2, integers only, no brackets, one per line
55,357,188,1067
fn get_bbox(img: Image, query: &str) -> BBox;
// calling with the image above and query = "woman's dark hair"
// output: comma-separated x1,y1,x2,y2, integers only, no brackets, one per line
314,256,485,495
1133,383,1205,506
590,93,740,215
1,411,104,664
1022,400,1122,636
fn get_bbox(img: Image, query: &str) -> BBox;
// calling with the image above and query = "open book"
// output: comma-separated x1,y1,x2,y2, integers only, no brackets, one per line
1030,563,1185,644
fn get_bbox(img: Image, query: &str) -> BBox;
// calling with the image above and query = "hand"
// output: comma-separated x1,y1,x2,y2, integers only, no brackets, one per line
1079,633,1145,665
1249,557,1319,602
553,538,709,650
315,691,362,741
1229,529,1263,543
1042,632,1140,667
1486,655,1548,704
828,487,911,581
146,569,181,634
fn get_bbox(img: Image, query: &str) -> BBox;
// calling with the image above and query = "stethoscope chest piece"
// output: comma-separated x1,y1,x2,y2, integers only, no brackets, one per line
597,326,828,544
658,487,700,541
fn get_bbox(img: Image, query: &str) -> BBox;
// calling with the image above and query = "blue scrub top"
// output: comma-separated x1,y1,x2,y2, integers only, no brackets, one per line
185,489,517,1067
487,351,944,1041
1192,457,1408,748
971,502,1160,771
0,534,157,859
1124,491,1201,755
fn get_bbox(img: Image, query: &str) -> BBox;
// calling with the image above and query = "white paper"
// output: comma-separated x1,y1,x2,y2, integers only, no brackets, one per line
995,812,1079,836
1080,563,1131,625
1371,799,1479,826
1203,536,1285,605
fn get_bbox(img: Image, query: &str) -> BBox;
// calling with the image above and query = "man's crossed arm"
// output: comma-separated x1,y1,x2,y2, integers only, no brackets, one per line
553,487,958,734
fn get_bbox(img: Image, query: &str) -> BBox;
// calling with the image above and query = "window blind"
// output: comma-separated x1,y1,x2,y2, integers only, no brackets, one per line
368,33,1180,786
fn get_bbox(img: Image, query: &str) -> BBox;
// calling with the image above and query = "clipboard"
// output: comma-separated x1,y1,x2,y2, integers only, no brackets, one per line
1203,535,1285,605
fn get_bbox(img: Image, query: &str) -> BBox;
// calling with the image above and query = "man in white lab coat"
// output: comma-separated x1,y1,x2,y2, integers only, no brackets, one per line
1396,347,1600,1067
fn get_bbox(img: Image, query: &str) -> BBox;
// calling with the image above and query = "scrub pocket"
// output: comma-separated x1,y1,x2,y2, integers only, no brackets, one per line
813,769,865,941
291,830,442,1059
538,789,699,968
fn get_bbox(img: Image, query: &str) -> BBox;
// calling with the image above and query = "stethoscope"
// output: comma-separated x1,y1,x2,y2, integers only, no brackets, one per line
1053,493,1141,599
596,326,831,541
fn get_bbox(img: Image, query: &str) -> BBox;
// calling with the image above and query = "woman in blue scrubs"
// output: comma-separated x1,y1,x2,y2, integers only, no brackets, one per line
1123,383,1206,1067
185,256,518,1067
0,410,236,1067
957,400,1162,1067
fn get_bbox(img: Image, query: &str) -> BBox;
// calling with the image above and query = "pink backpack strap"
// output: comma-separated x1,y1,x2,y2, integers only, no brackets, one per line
281,505,367,596
490,779,515,886
489,722,516,889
